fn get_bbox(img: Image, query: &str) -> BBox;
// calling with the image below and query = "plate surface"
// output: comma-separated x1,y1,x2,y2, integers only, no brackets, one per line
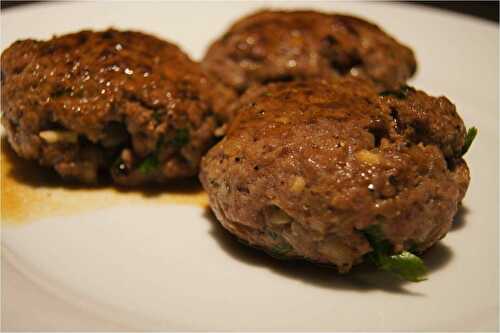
1,2,498,331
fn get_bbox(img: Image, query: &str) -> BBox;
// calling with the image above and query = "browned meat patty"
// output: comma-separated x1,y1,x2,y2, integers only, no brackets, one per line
199,78,470,273
203,10,417,121
1,29,235,185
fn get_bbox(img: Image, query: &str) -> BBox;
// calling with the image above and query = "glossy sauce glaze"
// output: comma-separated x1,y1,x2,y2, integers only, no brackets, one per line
1,137,208,224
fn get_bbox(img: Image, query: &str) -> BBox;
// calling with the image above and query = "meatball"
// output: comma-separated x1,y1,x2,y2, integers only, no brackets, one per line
1,29,234,185
203,10,417,119
199,78,470,273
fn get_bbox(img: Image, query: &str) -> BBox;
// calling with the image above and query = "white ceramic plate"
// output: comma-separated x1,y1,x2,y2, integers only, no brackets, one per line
1,2,498,331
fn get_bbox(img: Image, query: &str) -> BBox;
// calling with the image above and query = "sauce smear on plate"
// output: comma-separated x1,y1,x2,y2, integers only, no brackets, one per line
1,137,208,224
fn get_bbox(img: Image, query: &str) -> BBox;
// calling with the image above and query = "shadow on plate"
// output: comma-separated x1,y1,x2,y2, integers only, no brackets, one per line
1,135,457,293
204,207,454,295
1,136,203,196
450,205,469,231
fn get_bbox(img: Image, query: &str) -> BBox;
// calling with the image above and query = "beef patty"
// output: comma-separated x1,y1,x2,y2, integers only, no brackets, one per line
200,78,470,273
203,10,417,121
1,29,234,184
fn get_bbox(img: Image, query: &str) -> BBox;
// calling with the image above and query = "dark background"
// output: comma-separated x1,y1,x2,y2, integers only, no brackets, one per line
1,1,499,23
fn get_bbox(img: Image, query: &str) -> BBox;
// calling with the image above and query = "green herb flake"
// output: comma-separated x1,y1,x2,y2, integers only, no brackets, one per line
152,110,163,122
363,225,427,282
379,251,427,282
264,92,273,97
271,243,292,256
266,230,278,240
461,126,477,156
379,85,414,100
138,155,159,175
172,128,190,148
363,225,390,254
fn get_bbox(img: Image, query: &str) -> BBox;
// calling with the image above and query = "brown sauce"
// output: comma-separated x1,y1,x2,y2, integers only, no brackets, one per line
1,137,208,224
